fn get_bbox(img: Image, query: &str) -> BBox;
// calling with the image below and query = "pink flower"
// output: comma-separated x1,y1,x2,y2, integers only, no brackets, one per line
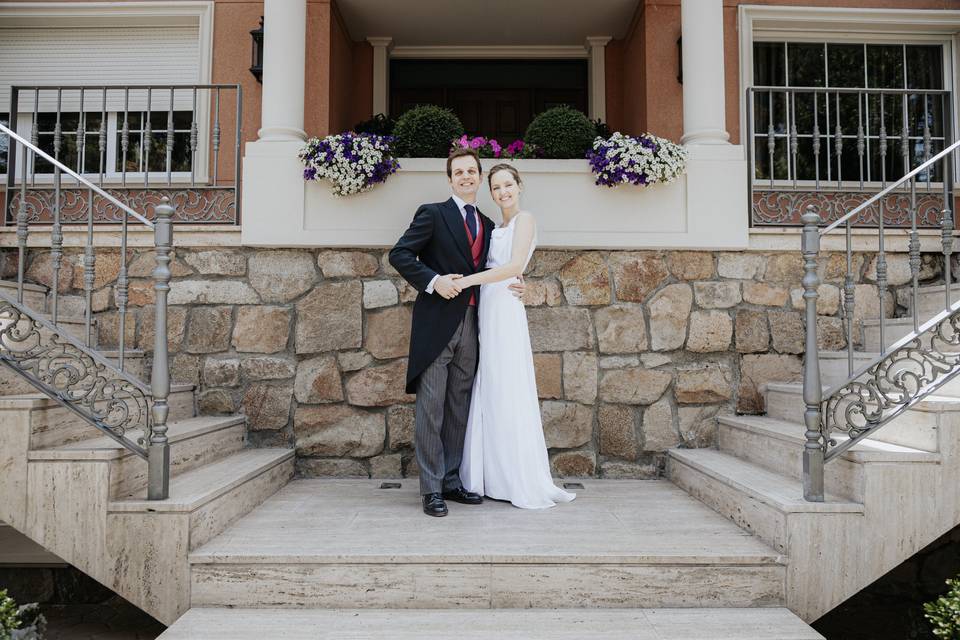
458,135,469,147
470,137,485,149
490,140,502,157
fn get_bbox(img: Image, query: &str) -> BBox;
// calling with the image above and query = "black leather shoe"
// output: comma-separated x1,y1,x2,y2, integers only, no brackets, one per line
422,493,448,517
442,487,483,505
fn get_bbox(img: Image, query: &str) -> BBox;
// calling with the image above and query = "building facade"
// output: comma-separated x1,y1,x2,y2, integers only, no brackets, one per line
2,0,959,483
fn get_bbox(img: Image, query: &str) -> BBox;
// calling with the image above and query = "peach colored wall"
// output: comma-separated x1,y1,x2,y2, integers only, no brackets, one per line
350,42,374,126
328,1,353,134
604,40,625,133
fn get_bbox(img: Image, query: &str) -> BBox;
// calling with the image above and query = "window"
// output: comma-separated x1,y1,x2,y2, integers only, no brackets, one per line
27,110,194,178
752,42,946,184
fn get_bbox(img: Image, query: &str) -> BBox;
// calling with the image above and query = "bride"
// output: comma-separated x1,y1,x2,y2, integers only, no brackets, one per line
452,164,576,509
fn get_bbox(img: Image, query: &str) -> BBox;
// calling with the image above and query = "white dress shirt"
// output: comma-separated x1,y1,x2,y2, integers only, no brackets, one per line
425,195,479,294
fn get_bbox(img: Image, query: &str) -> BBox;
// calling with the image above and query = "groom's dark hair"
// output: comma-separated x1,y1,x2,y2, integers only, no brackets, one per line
446,147,482,178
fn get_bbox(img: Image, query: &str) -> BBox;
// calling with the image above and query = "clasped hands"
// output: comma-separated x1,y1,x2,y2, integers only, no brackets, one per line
434,274,525,300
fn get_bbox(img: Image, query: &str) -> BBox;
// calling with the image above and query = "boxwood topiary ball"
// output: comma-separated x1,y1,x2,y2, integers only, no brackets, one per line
524,106,598,159
393,105,465,158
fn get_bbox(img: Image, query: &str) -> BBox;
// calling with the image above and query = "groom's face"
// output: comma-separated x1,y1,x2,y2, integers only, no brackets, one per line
448,156,481,202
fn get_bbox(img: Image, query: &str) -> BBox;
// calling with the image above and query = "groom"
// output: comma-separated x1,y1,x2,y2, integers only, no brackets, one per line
389,147,523,517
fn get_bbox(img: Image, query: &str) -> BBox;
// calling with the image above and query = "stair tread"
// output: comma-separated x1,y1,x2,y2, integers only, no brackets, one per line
109,448,293,512
764,381,960,412
669,448,863,513
719,414,941,463
0,279,47,293
818,350,880,359
0,383,194,409
190,478,783,565
158,607,824,640
29,415,245,460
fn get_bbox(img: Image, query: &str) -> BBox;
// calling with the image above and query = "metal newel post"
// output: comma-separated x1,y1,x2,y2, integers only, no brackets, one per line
148,198,173,500
801,206,825,502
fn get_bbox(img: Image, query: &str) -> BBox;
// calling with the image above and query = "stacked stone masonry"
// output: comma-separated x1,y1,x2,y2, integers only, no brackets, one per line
0,247,942,479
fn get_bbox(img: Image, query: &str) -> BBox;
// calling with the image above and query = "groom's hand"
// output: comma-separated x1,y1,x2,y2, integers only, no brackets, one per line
508,275,526,300
435,274,463,299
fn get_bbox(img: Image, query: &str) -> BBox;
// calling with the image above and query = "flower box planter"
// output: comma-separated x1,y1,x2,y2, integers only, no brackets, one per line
241,141,749,249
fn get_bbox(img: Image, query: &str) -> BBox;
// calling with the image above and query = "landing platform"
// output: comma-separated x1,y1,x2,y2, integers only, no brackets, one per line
160,607,825,639
190,478,783,565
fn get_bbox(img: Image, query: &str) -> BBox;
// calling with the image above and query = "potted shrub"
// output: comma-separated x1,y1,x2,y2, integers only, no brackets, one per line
523,105,596,159
393,105,465,158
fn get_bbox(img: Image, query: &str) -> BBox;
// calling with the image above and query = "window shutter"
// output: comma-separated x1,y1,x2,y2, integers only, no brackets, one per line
0,25,200,113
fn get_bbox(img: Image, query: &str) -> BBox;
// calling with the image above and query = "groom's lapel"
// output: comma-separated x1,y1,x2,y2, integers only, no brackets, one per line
479,210,493,260
440,198,473,266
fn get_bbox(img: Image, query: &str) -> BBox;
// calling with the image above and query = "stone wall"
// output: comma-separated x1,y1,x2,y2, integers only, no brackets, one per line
0,246,942,479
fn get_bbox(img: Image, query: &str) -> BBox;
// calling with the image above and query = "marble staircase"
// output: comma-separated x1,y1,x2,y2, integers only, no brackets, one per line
0,279,294,626
668,281,960,622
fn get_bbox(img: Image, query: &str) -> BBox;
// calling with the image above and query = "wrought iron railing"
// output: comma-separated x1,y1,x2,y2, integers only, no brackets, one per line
800,134,958,502
3,84,241,225
0,121,172,500
747,86,951,227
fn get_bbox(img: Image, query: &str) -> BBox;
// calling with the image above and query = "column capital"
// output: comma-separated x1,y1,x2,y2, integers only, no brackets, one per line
367,37,394,50
585,36,612,50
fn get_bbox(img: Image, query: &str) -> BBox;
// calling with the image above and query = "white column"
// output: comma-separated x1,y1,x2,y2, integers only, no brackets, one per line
368,37,393,116
258,0,306,141
585,37,611,122
680,0,730,145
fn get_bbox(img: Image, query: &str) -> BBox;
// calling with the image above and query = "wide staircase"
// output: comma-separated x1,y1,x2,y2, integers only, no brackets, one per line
2,131,960,639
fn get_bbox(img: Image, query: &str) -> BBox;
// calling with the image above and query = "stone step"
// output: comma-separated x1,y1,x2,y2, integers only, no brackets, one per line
108,448,294,550
0,280,48,311
0,384,195,530
763,381,949,453
188,479,786,610
717,414,940,502
860,315,960,354
29,414,247,499
0,349,146,395
157,607,825,640
902,283,960,318
667,448,863,555
0,384,195,450
819,349,960,399
96,448,294,624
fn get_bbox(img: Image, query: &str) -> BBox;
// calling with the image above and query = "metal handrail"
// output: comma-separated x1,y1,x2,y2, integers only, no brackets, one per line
822,139,960,235
0,123,152,227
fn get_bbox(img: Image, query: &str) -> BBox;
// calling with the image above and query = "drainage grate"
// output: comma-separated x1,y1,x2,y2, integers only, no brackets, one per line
563,482,584,490
379,482,401,489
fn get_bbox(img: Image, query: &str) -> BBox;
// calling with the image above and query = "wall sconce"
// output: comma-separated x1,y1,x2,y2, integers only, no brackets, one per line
250,17,264,83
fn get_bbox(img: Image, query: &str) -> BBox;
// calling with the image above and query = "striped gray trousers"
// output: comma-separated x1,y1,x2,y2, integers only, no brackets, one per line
414,307,478,495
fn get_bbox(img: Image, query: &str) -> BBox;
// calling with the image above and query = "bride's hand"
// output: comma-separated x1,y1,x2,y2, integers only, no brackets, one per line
508,275,526,301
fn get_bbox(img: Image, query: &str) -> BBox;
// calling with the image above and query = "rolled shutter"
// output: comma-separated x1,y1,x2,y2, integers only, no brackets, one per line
0,25,200,113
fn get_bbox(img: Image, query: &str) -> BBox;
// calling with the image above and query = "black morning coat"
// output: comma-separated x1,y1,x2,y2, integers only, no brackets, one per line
389,197,494,394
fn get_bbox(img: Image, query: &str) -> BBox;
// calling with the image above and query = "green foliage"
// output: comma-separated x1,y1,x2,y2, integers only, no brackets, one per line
352,113,396,137
591,118,613,139
925,578,960,638
392,105,465,158
0,590,21,640
524,106,597,159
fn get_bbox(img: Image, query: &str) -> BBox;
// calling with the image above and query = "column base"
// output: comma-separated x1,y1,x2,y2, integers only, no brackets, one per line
680,129,731,145
257,126,307,142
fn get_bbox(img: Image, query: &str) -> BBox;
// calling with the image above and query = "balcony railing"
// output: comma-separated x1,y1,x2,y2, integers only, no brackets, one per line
3,84,242,225
747,86,952,227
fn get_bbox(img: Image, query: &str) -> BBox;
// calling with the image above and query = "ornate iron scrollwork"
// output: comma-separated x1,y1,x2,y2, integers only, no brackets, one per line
7,187,236,224
0,296,151,456
821,308,960,461
753,190,945,227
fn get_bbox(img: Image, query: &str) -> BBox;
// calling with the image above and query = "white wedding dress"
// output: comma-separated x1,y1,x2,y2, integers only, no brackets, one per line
460,215,576,509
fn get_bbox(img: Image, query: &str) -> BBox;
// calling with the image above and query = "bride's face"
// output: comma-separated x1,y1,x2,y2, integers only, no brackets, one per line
489,170,521,210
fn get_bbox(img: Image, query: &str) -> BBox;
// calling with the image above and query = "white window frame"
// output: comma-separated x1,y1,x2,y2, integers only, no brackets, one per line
738,5,960,189
0,1,214,184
